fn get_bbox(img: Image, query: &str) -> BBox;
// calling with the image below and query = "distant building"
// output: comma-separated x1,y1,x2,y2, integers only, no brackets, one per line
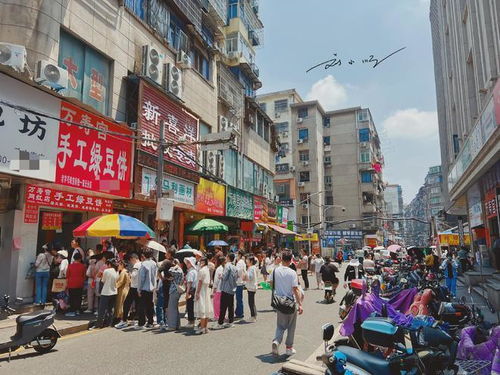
385,184,404,234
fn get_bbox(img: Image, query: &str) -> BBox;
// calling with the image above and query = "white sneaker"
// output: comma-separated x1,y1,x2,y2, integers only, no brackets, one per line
285,347,296,356
211,324,225,330
271,341,279,356
134,324,144,330
115,321,128,329
186,322,195,328
248,317,257,323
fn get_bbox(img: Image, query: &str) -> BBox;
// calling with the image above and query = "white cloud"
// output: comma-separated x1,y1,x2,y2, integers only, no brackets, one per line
381,108,438,139
306,75,348,110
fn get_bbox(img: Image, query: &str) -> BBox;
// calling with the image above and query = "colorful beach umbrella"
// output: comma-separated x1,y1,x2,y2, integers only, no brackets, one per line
208,240,229,247
185,218,228,234
73,214,155,238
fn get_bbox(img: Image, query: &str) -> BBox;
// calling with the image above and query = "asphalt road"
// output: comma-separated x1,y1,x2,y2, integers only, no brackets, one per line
0,272,347,375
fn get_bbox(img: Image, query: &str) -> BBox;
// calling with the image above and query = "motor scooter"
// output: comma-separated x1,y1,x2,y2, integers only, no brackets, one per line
0,295,60,361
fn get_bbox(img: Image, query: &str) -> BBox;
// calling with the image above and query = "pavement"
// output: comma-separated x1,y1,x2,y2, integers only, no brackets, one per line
0,273,347,375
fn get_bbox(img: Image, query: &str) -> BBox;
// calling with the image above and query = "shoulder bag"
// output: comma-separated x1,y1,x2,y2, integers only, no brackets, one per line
271,269,296,315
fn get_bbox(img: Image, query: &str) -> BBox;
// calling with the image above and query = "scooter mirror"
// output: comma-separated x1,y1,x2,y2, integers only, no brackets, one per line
15,297,23,303
322,323,334,341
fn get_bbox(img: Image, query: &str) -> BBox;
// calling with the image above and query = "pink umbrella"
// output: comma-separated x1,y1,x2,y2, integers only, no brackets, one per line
387,244,401,252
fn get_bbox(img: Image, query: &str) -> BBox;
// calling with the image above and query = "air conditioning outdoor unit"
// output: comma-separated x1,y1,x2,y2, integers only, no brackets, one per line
360,142,368,148
36,60,68,91
297,139,304,144
166,63,182,99
289,166,296,172
176,50,192,69
298,182,305,187
142,45,164,86
302,204,308,209
302,161,309,166
297,117,303,123
282,131,289,138
0,43,26,71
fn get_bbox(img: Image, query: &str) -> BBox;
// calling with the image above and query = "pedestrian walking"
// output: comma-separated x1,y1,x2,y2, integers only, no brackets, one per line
34,244,53,305
457,247,468,273
270,251,303,357
215,253,238,329
194,257,213,334
441,255,458,297
298,249,309,290
235,251,247,319
212,255,225,322
165,259,184,331
65,252,86,317
261,250,272,282
95,259,118,329
184,257,197,328
311,253,325,289
114,260,130,322
136,249,157,329
245,255,258,322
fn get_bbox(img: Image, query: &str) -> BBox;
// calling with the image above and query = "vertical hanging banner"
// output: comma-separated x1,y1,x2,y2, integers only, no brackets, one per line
139,81,199,171
24,203,39,224
195,177,225,215
55,102,133,198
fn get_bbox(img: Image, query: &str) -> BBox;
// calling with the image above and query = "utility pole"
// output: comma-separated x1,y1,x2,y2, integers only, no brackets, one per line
306,195,311,254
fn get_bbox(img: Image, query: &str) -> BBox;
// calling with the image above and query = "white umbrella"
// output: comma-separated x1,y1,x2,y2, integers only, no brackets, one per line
146,240,166,253
374,246,385,251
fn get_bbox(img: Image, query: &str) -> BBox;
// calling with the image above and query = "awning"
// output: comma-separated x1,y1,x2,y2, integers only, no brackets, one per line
267,224,297,235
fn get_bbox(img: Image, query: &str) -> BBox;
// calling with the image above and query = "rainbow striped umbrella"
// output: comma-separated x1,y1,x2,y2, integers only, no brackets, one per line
73,214,155,238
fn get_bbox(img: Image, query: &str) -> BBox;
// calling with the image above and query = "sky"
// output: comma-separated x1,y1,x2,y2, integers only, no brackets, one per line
257,0,440,203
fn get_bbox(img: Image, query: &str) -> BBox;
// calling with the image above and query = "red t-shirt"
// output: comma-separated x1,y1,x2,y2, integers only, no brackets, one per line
66,262,87,289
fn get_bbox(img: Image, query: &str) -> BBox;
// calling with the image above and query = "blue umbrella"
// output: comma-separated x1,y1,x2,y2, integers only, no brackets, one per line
208,240,228,247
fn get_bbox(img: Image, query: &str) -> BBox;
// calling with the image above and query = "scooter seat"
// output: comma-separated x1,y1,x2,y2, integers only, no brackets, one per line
16,310,52,324
337,346,392,375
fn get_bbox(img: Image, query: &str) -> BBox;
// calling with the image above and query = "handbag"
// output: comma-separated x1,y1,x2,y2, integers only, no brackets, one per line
51,278,67,293
271,269,296,315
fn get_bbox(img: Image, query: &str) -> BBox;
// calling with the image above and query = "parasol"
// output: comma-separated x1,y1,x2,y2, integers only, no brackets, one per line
185,218,228,234
73,214,155,238
208,240,228,247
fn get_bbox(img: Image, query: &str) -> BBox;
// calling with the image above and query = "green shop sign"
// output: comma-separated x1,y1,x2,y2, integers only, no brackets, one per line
226,186,254,220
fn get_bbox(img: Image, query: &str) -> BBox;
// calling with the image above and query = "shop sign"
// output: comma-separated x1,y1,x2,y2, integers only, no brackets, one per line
137,151,199,183
324,230,363,239
438,233,471,246
26,184,112,213
281,207,289,228
254,196,268,222
277,206,283,224
0,73,60,181
41,212,63,230
295,233,319,242
494,79,500,129
139,81,198,171
279,199,294,207
23,203,39,224
484,189,498,219
268,202,277,221
141,168,194,205
56,102,133,198
195,177,225,215
467,183,483,228
226,186,253,220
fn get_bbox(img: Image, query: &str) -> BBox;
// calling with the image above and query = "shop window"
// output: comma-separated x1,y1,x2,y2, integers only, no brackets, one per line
59,30,111,115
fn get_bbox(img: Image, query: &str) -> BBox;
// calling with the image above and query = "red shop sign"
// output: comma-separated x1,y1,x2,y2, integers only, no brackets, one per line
41,212,63,230
484,189,498,219
139,81,199,171
254,197,264,222
56,102,133,198
24,203,39,224
26,185,113,213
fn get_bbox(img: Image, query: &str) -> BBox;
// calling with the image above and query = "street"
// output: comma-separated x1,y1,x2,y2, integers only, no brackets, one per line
0,284,346,375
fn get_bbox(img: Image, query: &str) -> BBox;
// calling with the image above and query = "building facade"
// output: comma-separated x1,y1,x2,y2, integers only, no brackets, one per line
385,184,404,236
430,0,500,250
0,0,280,300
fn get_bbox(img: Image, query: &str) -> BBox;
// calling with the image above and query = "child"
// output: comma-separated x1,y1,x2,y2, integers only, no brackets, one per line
65,252,87,317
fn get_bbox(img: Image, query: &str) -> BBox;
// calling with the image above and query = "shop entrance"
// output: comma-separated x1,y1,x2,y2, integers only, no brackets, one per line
35,210,83,255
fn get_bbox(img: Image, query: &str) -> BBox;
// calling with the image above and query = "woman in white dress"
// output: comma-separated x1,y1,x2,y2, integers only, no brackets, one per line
194,257,213,334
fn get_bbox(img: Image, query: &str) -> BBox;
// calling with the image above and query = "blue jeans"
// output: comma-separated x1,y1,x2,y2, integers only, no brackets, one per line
235,285,244,318
35,271,50,304
445,277,457,296
156,288,164,324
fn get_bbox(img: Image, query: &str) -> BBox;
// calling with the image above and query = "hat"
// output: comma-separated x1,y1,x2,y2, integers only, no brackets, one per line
57,250,68,258
184,256,196,268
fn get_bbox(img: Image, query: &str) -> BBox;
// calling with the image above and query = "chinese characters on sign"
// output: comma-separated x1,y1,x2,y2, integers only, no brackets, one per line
56,102,133,198
324,230,364,239
139,82,199,171
26,185,113,213
226,187,254,220
195,178,225,216
41,212,63,230
141,168,195,206
253,196,268,222
484,190,498,219
23,203,39,224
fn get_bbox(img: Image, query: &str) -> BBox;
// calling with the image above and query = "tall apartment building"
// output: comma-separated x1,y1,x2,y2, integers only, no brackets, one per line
256,90,304,230
385,184,404,234
430,0,500,248
0,0,276,299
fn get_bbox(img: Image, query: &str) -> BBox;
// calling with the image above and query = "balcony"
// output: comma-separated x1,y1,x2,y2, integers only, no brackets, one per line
226,32,261,88
207,0,227,27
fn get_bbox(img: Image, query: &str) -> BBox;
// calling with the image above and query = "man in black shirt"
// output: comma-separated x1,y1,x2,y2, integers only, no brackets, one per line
320,257,339,303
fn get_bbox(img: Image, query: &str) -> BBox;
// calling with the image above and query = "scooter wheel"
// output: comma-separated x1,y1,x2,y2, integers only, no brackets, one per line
33,328,58,354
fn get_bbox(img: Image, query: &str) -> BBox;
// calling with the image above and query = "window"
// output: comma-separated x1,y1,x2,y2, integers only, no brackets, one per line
358,109,370,122
259,103,267,113
360,151,370,163
325,176,332,184
191,48,211,80
323,136,331,145
228,0,238,20
275,163,289,174
452,134,460,155
299,151,309,161
298,128,309,140
263,122,270,142
431,187,441,194
430,196,441,205
257,114,264,137
299,193,309,202
323,117,331,127
301,216,311,225
359,128,370,142
325,196,334,205
279,143,289,152
276,183,286,194
361,171,373,183
431,207,441,216
168,13,189,52
275,122,289,132
299,171,310,182
298,107,308,118
324,155,332,164
59,30,111,115
274,99,288,113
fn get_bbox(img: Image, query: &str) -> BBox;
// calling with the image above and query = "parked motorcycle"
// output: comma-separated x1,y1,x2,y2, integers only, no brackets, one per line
0,295,60,361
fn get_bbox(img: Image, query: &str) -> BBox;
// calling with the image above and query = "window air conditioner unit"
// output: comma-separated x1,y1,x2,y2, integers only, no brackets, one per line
36,60,68,91
297,139,304,144
298,182,305,187
165,63,182,99
289,166,296,172
282,131,289,138
302,204,308,209
297,117,303,123
142,45,164,86
302,161,309,166
176,50,192,69
0,43,26,71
